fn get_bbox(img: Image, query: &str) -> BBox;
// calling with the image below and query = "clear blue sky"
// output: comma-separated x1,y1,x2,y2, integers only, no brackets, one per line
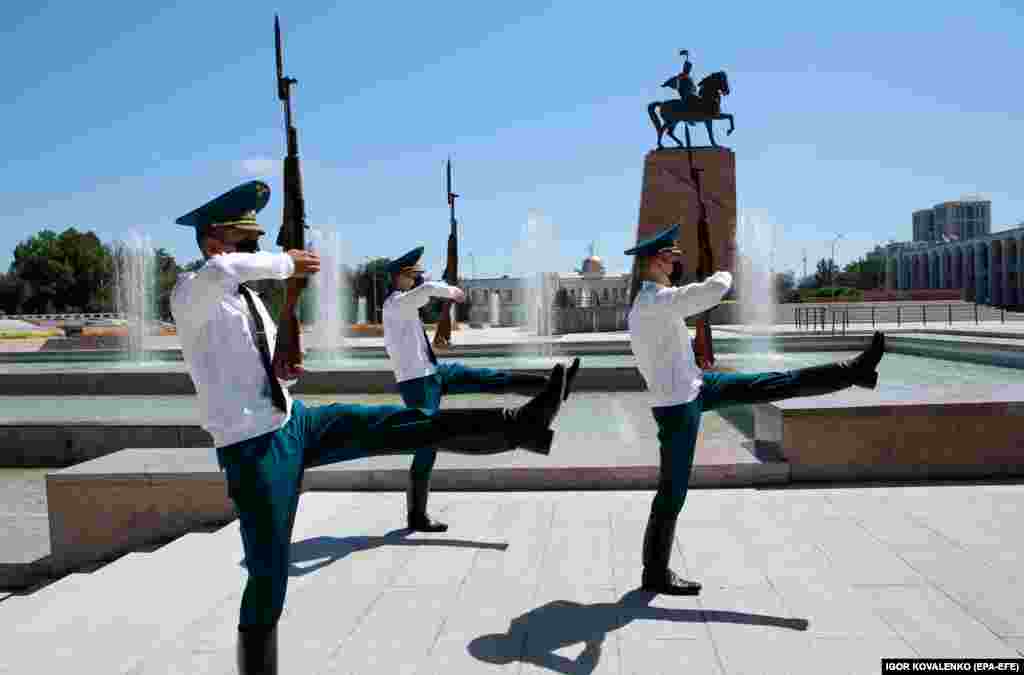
1,1,1022,280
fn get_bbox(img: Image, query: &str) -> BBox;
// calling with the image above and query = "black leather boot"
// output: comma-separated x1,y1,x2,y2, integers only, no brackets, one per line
359,365,565,456
500,373,550,396
563,357,580,401
640,513,701,595
789,331,886,396
237,627,277,675
502,363,565,453
407,477,448,532
844,331,885,385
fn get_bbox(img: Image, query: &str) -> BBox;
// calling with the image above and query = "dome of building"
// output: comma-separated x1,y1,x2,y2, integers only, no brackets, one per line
581,255,605,276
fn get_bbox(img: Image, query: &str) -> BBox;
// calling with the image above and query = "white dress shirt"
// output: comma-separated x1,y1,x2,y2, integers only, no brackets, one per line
170,251,296,448
382,281,461,383
627,271,733,408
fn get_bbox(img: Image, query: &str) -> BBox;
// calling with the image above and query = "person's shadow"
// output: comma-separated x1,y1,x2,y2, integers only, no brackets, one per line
239,528,509,577
468,589,808,674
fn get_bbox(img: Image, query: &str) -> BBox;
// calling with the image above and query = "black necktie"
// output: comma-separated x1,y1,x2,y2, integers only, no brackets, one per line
239,284,288,412
423,328,438,365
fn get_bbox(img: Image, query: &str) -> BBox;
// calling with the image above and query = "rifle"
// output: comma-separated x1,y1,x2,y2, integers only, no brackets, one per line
662,153,716,369
271,14,308,379
687,145,716,369
433,157,458,349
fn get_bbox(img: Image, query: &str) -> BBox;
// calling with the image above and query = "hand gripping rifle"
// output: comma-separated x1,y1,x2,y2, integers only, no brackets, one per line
271,15,309,379
433,157,458,349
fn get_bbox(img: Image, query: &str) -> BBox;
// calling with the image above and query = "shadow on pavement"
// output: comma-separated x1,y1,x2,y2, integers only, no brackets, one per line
469,588,808,674
237,528,509,577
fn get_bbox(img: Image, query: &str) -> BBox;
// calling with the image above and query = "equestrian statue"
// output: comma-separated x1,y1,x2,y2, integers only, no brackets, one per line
648,49,734,149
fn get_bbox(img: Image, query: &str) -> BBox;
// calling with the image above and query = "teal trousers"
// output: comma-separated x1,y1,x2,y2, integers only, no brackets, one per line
400,362,542,479
217,399,498,632
651,368,842,517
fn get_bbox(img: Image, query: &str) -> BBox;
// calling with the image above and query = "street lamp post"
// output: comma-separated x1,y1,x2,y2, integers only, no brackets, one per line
831,234,844,301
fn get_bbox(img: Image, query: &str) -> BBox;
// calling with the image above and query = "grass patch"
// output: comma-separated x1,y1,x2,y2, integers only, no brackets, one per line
0,330,62,339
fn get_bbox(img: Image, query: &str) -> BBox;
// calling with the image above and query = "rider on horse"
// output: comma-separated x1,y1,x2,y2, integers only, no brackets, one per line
662,52,696,107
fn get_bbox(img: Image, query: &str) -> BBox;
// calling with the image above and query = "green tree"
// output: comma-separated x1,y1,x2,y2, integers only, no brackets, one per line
10,228,114,313
813,258,837,288
154,248,183,320
843,256,884,290
0,273,25,314
773,271,798,303
351,258,391,323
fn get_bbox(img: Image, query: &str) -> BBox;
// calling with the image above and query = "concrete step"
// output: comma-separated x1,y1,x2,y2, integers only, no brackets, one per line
0,492,347,674
0,528,229,621
126,492,403,674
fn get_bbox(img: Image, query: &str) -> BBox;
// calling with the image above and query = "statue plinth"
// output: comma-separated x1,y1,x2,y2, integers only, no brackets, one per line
633,147,737,284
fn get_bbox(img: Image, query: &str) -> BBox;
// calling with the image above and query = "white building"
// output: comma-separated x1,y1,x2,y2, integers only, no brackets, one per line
460,252,632,328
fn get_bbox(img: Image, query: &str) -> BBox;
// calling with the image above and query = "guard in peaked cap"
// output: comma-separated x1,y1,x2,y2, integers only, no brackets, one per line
379,244,580,535
384,246,425,278
624,224,887,599
176,180,271,251
624,223,681,257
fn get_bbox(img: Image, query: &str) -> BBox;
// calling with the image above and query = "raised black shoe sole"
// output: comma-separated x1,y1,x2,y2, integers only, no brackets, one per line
563,357,580,401
521,428,555,455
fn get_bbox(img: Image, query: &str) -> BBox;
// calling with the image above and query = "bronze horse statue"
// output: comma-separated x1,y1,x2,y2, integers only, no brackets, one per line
648,71,734,149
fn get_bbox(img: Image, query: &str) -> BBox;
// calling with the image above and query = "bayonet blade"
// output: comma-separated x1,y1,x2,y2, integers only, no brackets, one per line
275,15,286,100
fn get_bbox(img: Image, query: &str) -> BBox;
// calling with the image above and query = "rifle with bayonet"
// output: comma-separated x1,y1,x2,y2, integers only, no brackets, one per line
686,146,716,370
433,157,458,349
270,14,309,379
662,154,716,370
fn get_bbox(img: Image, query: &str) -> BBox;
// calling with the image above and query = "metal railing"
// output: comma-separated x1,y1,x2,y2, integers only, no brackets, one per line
0,313,125,321
793,303,1024,335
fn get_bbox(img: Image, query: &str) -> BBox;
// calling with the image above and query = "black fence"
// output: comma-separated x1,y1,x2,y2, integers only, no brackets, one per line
794,303,1024,335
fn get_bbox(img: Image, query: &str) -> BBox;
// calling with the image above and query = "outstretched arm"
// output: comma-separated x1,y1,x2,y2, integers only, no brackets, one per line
657,271,732,318
388,281,463,314
174,252,294,321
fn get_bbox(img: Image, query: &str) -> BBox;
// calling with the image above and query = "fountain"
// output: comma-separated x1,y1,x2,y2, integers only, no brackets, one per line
307,227,347,361
357,297,368,325
733,209,779,353
513,209,560,357
113,231,156,363
489,291,500,326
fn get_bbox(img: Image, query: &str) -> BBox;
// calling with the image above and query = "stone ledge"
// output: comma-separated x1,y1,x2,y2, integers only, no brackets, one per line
42,446,786,576
754,385,1024,481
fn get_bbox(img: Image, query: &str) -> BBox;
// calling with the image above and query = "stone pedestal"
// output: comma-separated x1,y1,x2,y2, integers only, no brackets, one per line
632,147,737,283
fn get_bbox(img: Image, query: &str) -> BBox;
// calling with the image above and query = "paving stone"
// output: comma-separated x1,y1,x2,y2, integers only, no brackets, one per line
768,577,900,638
698,583,812,675
799,636,918,674
391,499,503,589
321,588,451,675
1003,637,1024,656
1,487,1023,672
861,585,1020,658
805,517,926,586
619,637,724,675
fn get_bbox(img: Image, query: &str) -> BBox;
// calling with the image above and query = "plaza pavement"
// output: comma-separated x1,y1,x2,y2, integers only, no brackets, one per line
2,324,1023,672
1,486,1023,673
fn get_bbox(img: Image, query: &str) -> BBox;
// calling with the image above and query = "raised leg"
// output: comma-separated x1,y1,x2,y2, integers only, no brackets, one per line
304,364,567,466
438,361,549,397
701,332,885,412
